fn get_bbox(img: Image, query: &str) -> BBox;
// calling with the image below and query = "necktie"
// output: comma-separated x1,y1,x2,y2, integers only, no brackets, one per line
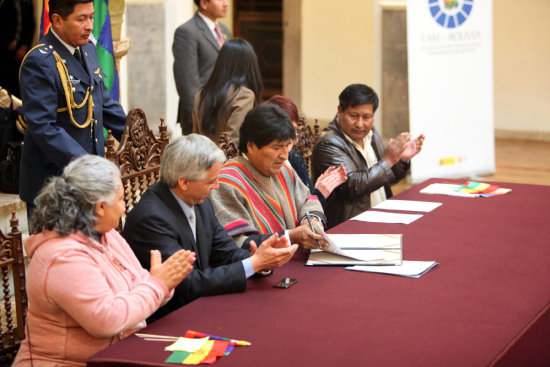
74,47,84,67
188,209,196,241
215,24,225,48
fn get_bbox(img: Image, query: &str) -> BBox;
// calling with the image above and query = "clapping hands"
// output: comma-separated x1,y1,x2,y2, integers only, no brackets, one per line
248,233,298,272
149,249,196,290
314,164,347,198
383,133,425,167
400,134,425,162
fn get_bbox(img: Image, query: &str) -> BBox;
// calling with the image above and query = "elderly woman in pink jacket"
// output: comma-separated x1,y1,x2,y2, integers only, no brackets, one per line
13,155,196,366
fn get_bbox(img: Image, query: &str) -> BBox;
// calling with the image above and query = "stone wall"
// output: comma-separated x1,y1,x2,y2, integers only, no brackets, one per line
126,2,166,132
381,8,409,140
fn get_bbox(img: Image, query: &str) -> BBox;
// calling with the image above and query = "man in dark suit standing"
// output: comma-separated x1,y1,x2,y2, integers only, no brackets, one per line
123,134,297,321
173,0,231,135
18,0,126,216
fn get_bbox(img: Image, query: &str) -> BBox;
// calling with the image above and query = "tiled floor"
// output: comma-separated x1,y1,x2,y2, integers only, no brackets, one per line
479,139,550,186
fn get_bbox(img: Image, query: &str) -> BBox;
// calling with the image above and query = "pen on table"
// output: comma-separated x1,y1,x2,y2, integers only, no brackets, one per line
305,212,323,249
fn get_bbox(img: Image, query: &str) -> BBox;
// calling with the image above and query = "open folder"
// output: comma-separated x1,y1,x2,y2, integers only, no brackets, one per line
306,231,402,266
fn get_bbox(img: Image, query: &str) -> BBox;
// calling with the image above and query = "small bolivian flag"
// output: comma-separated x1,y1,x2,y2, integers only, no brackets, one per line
165,340,230,364
164,330,250,364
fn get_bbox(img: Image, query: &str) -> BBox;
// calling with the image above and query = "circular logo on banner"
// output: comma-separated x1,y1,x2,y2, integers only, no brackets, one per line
428,0,474,28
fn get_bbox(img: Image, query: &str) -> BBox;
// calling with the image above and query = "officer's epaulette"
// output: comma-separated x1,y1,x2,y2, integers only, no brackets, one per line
19,43,53,81
23,43,54,60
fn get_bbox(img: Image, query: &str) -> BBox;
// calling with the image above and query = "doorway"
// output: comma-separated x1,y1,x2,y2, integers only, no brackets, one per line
233,0,283,99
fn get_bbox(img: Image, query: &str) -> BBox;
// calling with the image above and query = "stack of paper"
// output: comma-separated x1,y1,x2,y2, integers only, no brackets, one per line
346,261,439,278
306,232,402,266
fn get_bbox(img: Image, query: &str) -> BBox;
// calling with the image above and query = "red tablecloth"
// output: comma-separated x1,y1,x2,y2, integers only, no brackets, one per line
88,178,550,366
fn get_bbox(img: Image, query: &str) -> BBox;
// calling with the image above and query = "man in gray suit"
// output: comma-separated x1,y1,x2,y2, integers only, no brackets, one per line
173,0,231,135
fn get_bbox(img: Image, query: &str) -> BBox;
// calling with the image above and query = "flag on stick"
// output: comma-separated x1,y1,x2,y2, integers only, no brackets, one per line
92,0,119,100
134,330,250,365
39,0,50,37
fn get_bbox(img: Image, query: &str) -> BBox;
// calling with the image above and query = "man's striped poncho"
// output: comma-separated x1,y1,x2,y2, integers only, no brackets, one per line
210,155,323,247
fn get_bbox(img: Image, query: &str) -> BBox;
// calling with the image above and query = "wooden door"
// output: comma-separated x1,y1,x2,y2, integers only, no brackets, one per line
233,0,282,99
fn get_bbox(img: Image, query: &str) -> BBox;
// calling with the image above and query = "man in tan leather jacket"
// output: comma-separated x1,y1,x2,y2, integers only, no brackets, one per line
311,84,425,228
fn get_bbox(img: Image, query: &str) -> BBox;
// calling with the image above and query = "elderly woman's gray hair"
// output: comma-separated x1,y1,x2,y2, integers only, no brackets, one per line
30,155,122,237
160,134,226,187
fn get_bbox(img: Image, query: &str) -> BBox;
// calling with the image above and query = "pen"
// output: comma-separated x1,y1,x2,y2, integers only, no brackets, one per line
305,212,323,249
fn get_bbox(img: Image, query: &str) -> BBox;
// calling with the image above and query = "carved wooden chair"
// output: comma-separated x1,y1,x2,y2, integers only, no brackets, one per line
218,132,238,160
215,118,320,168
0,212,27,364
105,108,169,227
294,117,320,173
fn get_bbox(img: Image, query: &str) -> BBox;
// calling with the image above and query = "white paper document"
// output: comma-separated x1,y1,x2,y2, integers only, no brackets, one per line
346,261,439,278
419,183,478,197
350,210,423,224
306,231,402,266
372,199,442,212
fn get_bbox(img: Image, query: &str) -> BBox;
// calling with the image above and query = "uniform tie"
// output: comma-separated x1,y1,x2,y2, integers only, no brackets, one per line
214,24,225,48
74,47,84,67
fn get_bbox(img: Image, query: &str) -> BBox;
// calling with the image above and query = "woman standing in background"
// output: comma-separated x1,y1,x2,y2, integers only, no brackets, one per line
193,38,262,146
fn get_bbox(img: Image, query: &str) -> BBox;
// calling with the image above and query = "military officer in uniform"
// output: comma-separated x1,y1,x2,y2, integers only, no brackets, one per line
18,0,126,217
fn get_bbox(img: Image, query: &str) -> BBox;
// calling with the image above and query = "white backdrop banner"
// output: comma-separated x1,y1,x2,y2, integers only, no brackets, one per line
407,0,494,183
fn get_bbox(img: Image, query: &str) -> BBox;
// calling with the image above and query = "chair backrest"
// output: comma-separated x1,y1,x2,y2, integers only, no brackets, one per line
105,108,169,223
218,132,238,160
0,212,27,364
294,117,320,173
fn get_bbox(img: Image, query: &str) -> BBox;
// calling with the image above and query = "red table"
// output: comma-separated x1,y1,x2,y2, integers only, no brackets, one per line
88,178,550,367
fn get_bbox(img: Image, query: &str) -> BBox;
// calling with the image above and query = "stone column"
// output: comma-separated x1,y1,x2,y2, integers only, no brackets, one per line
109,0,131,102
124,0,191,135
381,4,409,140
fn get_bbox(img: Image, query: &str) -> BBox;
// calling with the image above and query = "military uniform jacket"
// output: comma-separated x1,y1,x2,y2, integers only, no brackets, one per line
19,31,126,203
